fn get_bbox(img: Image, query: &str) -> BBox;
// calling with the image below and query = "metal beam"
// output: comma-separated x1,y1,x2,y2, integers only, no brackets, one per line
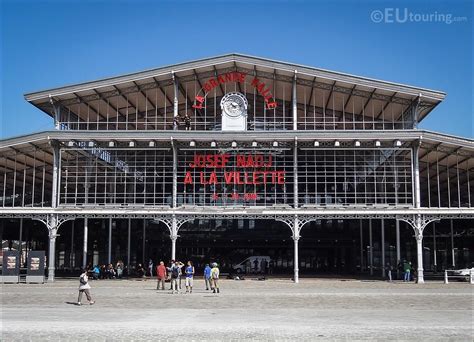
375,92,397,120
324,81,337,112
233,62,243,94
343,85,357,112
419,142,442,161
111,86,137,129
131,81,157,129
73,92,107,121
396,96,419,124
307,76,317,107
359,89,377,116
92,89,125,124
175,75,204,119
213,66,225,96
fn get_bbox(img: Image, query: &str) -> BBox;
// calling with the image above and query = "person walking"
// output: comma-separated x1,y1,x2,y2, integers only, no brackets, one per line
210,262,220,293
77,268,95,306
156,261,167,290
185,261,195,293
203,263,212,290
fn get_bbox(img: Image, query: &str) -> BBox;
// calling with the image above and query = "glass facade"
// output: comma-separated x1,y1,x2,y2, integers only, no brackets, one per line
1,55,472,280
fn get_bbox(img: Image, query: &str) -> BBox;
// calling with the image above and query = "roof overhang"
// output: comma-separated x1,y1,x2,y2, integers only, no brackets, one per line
1,129,472,164
24,53,446,125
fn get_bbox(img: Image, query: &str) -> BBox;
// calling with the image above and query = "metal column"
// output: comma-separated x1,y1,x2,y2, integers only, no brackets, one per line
108,218,112,264
293,138,298,208
70,220,75,268
359,219,364,272
416,234,424,283
47,231,57,282
450,219,455,267
172,141,177,208
171,137,178,261
47,216,58,282
413,141,421,208
82,218,88,269
127,218,131,268
433,222,437,271
396,219,401,279
19,218,23,266
381,219,385,277
292,71,298,130
293,216,300,283
369,219,373,276
51,141,60,209
51,98,61,130
142,219,146,264
171,216,177,261
48,229,56,283
173,72,178,130
413,215,425,284
171,237,177,261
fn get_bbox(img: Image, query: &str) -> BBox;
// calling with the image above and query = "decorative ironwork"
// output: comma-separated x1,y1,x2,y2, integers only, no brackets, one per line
397,214,440,239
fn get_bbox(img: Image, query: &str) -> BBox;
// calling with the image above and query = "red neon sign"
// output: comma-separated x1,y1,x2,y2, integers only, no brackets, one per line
182,153,285,186
192,72,277,110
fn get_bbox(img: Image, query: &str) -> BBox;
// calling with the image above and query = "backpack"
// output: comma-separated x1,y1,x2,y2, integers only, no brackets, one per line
80,275,87,285
171,267,179,279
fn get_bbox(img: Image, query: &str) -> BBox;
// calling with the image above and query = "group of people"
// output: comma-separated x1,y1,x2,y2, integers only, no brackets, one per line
156,260,221,294
245,258,272,274
173,113,192,130
76,259,222,306
89,261,125,280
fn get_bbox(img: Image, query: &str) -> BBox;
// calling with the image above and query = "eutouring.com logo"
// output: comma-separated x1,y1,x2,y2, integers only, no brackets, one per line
370,8,467,24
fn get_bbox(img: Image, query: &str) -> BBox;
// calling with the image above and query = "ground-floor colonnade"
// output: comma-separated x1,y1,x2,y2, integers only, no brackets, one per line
2,210,473,283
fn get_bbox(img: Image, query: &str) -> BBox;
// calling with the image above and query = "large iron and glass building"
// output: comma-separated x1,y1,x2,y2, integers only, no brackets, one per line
1,54,473,282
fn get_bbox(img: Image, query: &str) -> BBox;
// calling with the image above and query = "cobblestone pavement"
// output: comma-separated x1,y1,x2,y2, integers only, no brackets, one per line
1,278,473,341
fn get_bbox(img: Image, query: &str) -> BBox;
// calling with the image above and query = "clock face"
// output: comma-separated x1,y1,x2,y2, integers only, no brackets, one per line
220,92,248,118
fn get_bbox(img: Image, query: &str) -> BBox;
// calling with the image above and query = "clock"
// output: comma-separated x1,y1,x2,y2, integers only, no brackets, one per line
220,92,248,118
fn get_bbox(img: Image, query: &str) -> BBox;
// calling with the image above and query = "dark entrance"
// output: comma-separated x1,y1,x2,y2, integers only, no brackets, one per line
145,219,364,276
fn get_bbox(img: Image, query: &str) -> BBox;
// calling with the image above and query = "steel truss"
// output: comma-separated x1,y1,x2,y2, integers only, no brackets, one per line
38,63,439,132
3,210,472,230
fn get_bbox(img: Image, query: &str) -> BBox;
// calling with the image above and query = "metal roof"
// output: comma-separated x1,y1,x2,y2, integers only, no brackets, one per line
25,53,446,101
23,53,445,125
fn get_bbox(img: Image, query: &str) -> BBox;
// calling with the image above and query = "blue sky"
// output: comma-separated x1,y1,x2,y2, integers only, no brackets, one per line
1,0,472,139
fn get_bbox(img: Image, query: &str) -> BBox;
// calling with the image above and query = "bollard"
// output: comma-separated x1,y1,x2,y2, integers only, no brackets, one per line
388,270,392,282
470,269,474,285
444,270,449,284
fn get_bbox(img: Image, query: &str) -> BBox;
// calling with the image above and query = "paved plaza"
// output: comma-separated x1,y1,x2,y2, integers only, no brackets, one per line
1,278,473,341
